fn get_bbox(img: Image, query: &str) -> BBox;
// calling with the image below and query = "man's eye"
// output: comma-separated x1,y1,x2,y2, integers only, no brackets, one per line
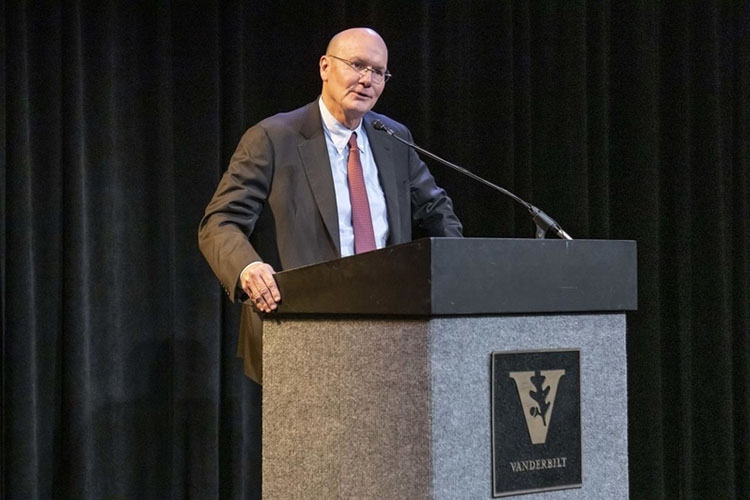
351,61,366,71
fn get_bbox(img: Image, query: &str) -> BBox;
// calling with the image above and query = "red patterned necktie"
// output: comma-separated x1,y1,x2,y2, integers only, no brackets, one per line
347,132,376,254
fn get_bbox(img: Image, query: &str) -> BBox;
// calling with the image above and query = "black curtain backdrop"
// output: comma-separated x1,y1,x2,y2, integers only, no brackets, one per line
2,1,749,499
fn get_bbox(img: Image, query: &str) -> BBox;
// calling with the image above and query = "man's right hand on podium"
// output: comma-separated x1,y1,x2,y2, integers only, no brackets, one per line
241,262,281,313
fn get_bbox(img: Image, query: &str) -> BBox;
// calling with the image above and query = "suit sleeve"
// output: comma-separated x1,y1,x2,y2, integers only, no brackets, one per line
198,125,274,303
404,128,463,237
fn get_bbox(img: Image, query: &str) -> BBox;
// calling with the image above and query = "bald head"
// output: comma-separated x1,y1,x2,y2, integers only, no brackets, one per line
326,27,388,60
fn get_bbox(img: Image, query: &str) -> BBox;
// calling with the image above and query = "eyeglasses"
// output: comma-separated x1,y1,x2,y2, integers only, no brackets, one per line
327,55,392,84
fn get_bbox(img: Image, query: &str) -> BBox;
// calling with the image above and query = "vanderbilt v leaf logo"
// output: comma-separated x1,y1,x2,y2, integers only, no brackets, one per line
509,370,566,444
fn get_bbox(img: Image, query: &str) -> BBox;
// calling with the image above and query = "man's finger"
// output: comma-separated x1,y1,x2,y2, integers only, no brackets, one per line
252,266,279,308
259,271,281,301
249,281,273,312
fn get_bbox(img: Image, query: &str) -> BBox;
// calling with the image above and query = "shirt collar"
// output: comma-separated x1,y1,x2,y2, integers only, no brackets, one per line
319,97,365,155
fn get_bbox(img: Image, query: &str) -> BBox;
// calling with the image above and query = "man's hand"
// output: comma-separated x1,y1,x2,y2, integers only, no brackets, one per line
240,262,281,313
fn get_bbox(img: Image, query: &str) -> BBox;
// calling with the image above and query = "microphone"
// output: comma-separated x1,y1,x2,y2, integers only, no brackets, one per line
372,120,572,240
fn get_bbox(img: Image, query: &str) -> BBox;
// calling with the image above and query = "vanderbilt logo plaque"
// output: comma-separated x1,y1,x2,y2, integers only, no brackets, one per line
491,349,582,497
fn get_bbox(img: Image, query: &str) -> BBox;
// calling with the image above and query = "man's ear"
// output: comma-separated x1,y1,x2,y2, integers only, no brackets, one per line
319,55,330,82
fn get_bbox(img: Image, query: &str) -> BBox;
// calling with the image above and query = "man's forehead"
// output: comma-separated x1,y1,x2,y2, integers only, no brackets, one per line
335,41,387,66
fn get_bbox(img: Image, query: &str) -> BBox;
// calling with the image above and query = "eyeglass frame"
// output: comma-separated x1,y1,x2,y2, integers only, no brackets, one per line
326,54,392,83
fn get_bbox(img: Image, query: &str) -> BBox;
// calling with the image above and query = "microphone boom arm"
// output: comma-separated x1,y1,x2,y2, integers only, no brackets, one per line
372,121,572,240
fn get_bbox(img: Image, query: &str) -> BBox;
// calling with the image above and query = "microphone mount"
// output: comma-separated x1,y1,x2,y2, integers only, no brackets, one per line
372,120,572,240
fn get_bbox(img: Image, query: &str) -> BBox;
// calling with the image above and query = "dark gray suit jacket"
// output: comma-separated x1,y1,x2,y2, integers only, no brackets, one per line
199,100,462,383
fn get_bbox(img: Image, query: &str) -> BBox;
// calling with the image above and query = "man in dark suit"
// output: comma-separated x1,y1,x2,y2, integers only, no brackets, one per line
199,27,462,383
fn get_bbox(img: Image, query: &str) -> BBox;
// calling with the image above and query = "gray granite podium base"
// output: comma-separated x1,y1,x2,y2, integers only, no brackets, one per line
262,313,628,499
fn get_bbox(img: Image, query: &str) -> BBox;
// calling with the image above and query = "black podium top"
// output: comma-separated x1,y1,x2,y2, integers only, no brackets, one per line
272,238,637,316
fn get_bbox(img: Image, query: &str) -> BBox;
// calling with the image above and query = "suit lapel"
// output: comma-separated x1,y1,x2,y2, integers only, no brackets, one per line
298,102,341,256
364,114,402,244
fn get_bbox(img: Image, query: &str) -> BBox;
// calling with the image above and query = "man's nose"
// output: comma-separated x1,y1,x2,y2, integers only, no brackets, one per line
358,69,373,86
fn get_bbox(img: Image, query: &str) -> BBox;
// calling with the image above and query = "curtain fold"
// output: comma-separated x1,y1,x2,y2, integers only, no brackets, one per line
3,1,748,498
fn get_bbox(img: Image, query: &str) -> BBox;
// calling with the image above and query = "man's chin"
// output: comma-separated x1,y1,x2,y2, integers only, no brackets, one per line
346,99,376,116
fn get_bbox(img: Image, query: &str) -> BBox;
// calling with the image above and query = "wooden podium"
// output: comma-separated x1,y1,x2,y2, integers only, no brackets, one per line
261,238,636,499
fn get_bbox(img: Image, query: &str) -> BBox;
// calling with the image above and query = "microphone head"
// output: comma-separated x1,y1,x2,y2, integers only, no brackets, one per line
372,120,386,131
